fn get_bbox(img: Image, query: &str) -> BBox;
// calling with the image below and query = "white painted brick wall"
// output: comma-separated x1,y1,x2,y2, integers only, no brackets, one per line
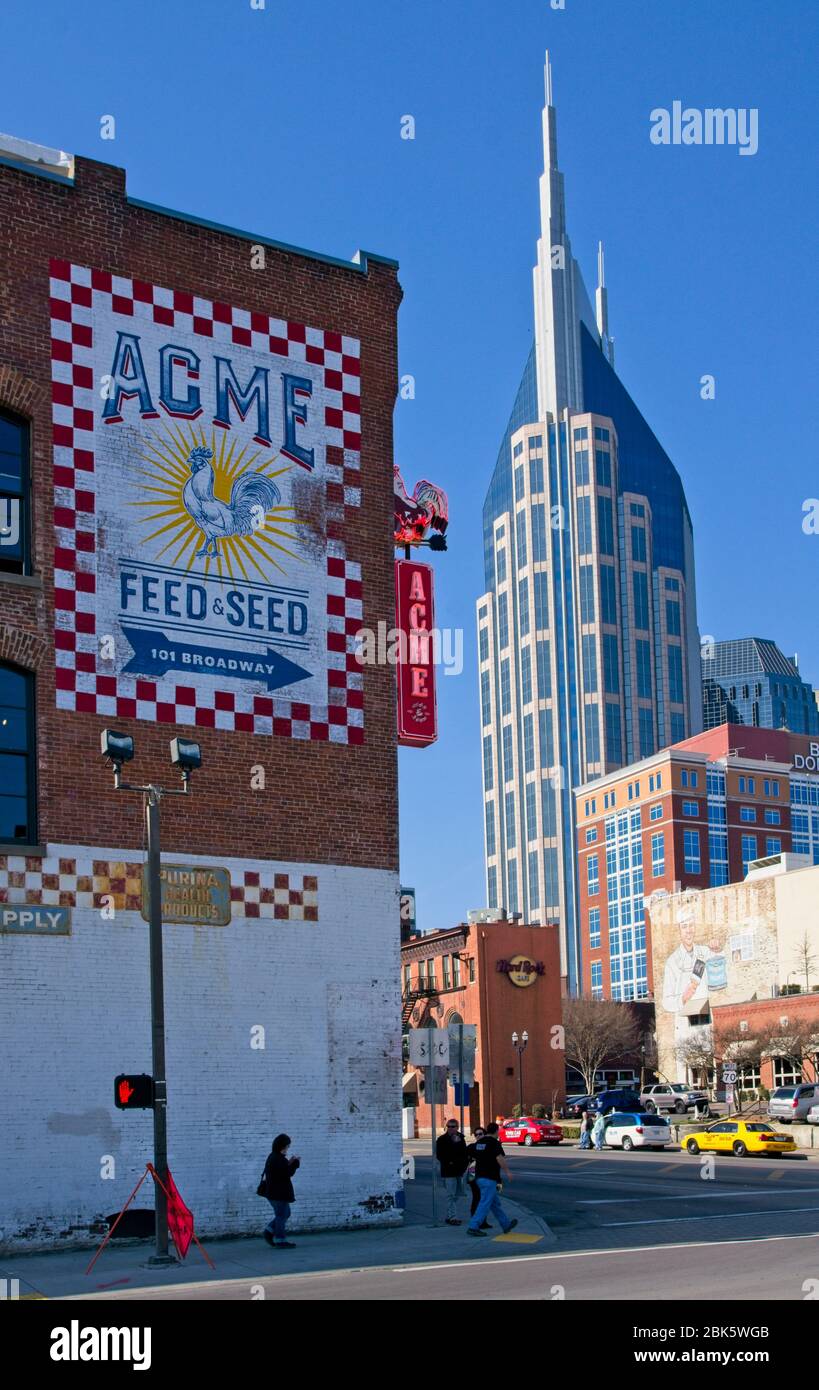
0,844,403,1252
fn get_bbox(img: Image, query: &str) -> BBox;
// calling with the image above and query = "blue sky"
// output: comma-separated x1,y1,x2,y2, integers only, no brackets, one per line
2,0,817,933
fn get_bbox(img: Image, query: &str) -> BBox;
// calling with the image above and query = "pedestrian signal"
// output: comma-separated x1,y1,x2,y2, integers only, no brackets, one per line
114,1074,155,1109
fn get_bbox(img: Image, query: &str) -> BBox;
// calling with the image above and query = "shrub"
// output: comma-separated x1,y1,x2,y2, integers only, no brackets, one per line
531,1103,547,1118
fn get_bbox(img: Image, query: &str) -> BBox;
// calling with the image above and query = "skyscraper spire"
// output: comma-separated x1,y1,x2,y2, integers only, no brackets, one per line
533,51,597,422
596,240,615,367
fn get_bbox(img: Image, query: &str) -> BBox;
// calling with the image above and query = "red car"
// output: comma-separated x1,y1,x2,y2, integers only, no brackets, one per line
498,1117,563,1146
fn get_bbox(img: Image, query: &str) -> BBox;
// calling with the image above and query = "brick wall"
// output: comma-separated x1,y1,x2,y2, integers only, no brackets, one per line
0,150,403,1247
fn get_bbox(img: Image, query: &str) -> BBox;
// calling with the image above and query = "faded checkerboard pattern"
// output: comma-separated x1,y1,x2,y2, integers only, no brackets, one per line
0,853,319,922
48,260,364,743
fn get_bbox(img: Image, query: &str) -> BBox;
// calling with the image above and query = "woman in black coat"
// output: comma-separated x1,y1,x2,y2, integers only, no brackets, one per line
262,1133,300,1248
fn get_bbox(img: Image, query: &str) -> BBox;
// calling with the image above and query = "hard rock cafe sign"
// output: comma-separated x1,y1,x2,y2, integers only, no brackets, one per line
497,955,545,988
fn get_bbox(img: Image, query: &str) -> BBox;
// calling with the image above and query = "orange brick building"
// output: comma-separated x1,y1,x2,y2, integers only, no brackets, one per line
401,918,564,1133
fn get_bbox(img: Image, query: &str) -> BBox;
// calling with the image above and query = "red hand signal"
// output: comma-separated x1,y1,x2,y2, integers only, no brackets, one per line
118,1078,135,1105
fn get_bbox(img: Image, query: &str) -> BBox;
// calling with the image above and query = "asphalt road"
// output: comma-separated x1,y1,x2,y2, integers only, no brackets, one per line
92,1143,819,1301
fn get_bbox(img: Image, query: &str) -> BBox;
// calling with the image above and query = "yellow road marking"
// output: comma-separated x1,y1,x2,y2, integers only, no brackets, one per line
492,1232,543,1244
767,1166,786,1180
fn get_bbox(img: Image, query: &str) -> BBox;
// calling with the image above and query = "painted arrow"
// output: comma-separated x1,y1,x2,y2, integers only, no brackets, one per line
121,626,312,693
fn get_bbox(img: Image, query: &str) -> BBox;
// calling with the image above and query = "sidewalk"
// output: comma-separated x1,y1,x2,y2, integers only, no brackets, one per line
1,1174,555,1301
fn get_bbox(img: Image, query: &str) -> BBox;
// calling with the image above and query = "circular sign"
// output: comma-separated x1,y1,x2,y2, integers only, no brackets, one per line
507,955,539,988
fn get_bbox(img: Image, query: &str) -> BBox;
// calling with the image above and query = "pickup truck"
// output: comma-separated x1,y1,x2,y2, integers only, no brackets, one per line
639,1083,710,1115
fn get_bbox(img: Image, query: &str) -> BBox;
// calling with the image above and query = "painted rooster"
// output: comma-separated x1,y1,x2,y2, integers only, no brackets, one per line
393,466,449,546
182,446,281,558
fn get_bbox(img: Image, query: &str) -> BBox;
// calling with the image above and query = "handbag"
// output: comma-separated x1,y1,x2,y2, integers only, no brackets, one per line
256,1166,268,1198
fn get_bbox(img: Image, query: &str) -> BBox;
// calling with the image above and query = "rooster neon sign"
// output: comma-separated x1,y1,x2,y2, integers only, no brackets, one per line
393,466,449,549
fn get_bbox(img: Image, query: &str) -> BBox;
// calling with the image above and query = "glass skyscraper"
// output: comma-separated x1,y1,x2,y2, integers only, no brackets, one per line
477,56,702,988
701,637,819,735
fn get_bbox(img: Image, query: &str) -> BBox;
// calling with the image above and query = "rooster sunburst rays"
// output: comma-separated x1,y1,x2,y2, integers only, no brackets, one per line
130,424,300,582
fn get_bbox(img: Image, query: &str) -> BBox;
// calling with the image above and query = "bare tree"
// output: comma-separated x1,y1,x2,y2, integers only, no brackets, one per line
757,1011,819,1082
675,1027,714,1092
792,931,818,995
562,997,641,1095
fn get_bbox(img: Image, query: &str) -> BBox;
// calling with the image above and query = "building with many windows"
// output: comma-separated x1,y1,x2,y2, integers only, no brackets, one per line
702,637,819,735
574,722,819,1003
477,56,702,988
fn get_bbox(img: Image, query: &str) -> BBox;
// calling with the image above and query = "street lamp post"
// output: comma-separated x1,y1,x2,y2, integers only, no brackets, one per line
100,730,202,1266
511,1030,529,1115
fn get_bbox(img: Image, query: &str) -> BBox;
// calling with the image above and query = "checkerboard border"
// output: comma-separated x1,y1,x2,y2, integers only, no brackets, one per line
49,259,364,744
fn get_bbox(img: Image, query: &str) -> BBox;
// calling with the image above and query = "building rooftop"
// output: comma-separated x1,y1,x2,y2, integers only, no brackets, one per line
702,637,801,680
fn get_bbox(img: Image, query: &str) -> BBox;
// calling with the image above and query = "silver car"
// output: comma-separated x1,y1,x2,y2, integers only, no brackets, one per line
767,1083,819,1123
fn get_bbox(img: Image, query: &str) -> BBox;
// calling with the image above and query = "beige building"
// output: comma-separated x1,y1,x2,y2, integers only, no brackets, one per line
647,856,819,1082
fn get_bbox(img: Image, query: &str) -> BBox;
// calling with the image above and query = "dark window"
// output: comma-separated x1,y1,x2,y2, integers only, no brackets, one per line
0,663,37,843
0,410,31,574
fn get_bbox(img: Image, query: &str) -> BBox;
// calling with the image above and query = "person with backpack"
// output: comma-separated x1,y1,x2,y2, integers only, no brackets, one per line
260,1133,300,1248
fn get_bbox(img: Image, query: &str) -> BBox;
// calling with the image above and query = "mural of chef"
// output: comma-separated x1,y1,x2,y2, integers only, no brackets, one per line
661,914,723,1018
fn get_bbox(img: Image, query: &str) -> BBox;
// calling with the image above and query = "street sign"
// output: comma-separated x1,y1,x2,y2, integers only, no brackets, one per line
453,1082,471,1107
448,1023,477,1086
722,1068,737,1085
426,1067,448,1104
408,1027,449,1067
114,1074,155,1109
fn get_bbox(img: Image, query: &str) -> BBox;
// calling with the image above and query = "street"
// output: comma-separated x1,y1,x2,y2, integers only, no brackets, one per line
61,1142,819,1302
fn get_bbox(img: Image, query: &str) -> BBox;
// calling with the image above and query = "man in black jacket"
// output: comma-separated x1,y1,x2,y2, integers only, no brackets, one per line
263,1133,300,1248
436,1118,470,1225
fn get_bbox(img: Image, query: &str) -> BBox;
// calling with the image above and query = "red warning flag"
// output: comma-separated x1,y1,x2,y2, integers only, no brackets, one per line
164,1168,194,1260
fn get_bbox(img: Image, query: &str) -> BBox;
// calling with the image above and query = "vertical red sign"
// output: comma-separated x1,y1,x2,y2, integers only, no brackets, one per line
395,558,437,747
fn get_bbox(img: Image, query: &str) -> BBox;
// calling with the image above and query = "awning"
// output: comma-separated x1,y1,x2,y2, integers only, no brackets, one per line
402,1071,419,1092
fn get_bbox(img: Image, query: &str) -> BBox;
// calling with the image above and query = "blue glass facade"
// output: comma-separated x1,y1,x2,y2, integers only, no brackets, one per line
701,638,819,736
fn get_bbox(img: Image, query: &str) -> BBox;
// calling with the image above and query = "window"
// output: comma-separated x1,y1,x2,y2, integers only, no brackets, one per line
605,703,622,765
468,957,475,983
595,450,612,487
520,645,533,706
523,713,535,773
764,778,781,798
600,565,617,624
502,725,513,779
638,707,654,757
682,800,698,817
649,802,663,821
576,495,593,555
603,634,620,694
582,634,598,692
631,526,646,562
584,703,601,764
589,907,601,949
738,775,756,795
587,854,599,896
766,837,782,855
665,599,681,636
0,663,36,844
531,504,547,563
764,808,781,826
478,626,489,663
636,640,652,699
497,592,509,649
525,780,537,840
632,571,649,630
740,806,757,823
670,713,686,743
536,639,551,696
534,572,549,631
579,565,596,624
586,826,598,844
597,495,614,556
482,734,493,791
496,546,507,584
453,954,462,987
528,849,540,908
484,802,496,857
574,449,589,485
0,410,31,575
590,961,603,998
683,829,701,874
505,790,516,848
500,658,511,716
403,963,411,993
741,833,758,872
515,509,528,567
594,426,610,443
442,955,451,989
573,426,588,443
651,831,665,877
649,771,662,793
518,576,530,638
668,646,684,704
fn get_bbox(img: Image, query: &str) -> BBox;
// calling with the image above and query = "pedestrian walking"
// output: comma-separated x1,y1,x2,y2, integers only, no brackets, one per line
465,1126,492,1230
436,1117,470,1225
467,1122,519,1238
261,1133,300,1248
592,1112,606,1152
579,1109,593,1149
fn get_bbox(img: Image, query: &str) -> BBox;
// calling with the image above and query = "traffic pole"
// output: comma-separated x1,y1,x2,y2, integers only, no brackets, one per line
145,788,172,1265
458,1024,465,1137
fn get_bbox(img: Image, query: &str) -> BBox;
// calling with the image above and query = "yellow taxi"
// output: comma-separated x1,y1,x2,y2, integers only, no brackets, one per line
684,1119,796,1158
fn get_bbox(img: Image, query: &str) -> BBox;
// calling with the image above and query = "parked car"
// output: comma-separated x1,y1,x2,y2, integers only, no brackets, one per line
588,1088,643,1114
640,1082,710,1115
497,1117,563,1146
564,1094,598,1119
603,1111,672,1151
807,1103,819,1126
684,1120,796,1158
767,1083,819,1124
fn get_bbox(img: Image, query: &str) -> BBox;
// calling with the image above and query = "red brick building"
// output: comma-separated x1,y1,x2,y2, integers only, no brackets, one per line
0,134,404,1247
574,723,819,1003
401,919,564,1133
